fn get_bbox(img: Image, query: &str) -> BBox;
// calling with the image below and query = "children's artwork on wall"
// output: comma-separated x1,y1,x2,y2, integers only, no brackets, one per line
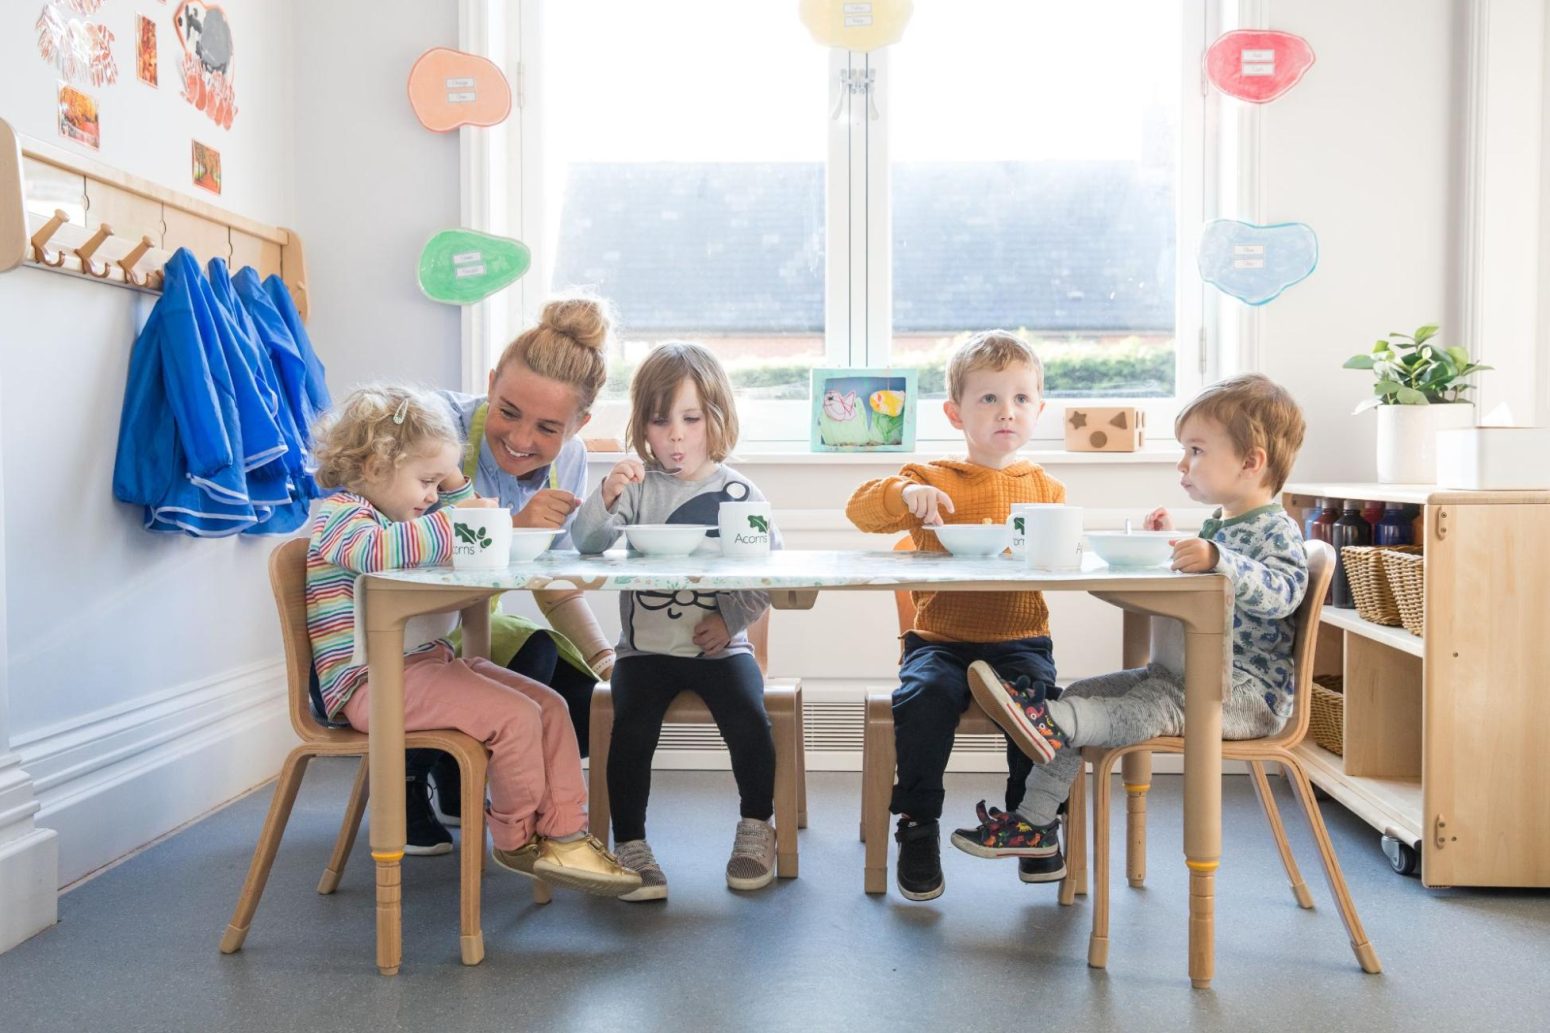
172,1,237,130
1204,29,1315,104
35,3,118,88
1064,406,1145,452
810,368,917,452
418,229,531,305
192,140,221,194
1198,219,1318,306
136,14,158,87
799,0,913,52
56,82,100,149
407,48,513,132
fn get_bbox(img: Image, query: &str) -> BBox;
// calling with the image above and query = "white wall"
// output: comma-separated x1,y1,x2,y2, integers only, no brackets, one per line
0,0,300,934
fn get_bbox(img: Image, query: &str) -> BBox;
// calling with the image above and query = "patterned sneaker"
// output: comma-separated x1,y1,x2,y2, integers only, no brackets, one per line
615,839,669,902
950,800,1062,861
726,818,777,891
490,836,542,879
533,835,643,897
968,660,1069,763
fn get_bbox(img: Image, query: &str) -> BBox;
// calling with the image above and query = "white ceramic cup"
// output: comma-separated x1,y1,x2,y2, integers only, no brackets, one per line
1006,503,1043,558
1023,504,1084,571
449,507,512,570
718,501,774,557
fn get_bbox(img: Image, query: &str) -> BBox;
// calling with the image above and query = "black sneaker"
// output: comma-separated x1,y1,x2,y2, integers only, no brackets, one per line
405,772,453,856
428,752,462,828
894,817,944,901
1018,850,1068,883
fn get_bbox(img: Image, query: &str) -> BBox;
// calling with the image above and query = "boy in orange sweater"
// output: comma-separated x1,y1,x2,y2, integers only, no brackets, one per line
845,331,1066,901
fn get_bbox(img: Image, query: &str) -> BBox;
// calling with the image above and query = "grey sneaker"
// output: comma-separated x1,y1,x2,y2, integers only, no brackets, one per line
726,818,776,891
614,839,668,902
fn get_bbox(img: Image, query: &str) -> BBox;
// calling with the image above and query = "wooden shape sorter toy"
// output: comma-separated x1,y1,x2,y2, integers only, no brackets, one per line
1064,407,1145,452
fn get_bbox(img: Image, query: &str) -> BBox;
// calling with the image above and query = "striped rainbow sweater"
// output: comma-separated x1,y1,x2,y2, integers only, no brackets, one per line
306,484,474,718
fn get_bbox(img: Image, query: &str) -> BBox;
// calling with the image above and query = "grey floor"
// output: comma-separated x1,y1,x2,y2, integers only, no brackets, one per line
3,764,1549,1033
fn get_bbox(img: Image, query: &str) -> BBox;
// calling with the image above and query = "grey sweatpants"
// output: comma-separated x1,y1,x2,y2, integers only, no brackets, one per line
1016,664,1285,826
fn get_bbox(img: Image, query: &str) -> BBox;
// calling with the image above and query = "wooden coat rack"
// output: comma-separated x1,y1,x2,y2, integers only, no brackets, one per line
0,116,308,320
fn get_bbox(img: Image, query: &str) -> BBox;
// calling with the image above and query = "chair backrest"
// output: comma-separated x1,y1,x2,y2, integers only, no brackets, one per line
892,535,917,635
1273,539,1336,747
268,537,342,742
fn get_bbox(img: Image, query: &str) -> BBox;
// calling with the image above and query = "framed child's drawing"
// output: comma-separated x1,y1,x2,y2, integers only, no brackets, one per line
810,368,917,452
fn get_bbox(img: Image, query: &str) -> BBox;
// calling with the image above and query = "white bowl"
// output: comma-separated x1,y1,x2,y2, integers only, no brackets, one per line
508,528,557,562
931,523,1013,557
622,524,708,557
1086,530,1177,568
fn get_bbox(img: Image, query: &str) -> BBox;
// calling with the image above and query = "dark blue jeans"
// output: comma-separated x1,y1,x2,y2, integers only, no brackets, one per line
891,633,1058,821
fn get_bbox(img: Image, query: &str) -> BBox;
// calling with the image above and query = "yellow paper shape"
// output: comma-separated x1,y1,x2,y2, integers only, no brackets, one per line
799,0,914,52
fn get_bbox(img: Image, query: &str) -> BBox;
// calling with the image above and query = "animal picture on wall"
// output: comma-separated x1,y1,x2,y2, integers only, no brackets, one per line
35,2,118,89
810,368,917,452
172,1,237,130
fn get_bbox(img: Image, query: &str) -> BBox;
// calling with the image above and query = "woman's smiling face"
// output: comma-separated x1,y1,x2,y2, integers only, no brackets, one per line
484,362,590,477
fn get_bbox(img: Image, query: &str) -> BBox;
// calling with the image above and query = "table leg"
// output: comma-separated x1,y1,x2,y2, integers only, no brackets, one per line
365,618,408,977
1182,596,1228,990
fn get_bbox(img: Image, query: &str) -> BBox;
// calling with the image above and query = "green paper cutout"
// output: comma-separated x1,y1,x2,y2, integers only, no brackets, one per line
418,228,531,305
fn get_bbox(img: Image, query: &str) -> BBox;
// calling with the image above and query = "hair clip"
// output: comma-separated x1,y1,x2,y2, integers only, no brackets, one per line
392,397,410,425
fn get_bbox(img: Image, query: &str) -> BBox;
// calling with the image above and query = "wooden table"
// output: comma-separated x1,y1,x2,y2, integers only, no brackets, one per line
361,550,1232,985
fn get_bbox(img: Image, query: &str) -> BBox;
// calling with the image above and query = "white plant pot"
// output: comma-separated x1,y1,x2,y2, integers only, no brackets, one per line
1375,403,1474,484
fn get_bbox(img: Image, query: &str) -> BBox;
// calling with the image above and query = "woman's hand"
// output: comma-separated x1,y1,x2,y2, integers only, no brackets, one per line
693,614,731,655
514,489,580,528
902,484,955,525
601,457,646,509
458,496,500,510
1170,537,1218,573
1144,507,1173,531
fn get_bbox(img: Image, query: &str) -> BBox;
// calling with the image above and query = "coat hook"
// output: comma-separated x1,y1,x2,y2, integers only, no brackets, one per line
30,208,70,267
75,223,114,278
118,235,156,286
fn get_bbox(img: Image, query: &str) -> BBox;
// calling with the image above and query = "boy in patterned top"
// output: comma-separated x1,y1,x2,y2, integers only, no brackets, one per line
846,331,1066,901
956,373,1309,865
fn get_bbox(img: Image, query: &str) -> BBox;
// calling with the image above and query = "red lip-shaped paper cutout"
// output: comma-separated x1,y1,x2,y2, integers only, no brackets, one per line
1204,30,1315,104
408,48,512,133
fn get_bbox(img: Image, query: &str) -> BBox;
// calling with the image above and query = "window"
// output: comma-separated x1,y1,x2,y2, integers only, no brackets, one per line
473,1,1206,446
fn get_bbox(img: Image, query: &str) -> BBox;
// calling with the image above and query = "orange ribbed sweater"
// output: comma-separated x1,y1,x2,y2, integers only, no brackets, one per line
845,459,1067,643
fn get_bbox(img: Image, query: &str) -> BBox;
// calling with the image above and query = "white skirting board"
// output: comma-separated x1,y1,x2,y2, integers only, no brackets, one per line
12,660,292,888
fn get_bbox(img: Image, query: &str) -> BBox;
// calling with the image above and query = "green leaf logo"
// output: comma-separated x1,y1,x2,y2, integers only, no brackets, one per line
455,523,478,544
1014,517,1025,535
747,515,770,533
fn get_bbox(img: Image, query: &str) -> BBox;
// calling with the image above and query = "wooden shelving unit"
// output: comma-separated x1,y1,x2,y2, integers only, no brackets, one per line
1284,482,1550,886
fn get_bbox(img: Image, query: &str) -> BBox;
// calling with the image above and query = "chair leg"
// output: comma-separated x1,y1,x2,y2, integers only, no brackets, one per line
317,756,369,895
1248,760,1314,909
769,688,800,878
859,714,872,843
1088,750,1120,968
794,684,809,830
861,695,894,894
456,744,488,966
588,685,613,844
1121,750,1151,888
1059,756,1086,905
1280,752,1381,974
220,749,312,954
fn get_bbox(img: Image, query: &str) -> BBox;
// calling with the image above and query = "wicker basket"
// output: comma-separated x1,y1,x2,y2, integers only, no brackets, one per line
1341,546,1404,626
1384,550,1426,636
1309,675,1345,756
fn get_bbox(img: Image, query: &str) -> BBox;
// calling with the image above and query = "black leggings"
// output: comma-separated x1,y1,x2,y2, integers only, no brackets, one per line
407,631,599,780
608,652,774,843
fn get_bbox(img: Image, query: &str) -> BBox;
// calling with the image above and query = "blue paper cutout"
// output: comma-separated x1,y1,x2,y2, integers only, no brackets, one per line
1197,219,1318,306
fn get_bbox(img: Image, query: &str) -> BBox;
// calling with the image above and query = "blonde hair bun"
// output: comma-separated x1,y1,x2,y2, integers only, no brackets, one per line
539,296,611,353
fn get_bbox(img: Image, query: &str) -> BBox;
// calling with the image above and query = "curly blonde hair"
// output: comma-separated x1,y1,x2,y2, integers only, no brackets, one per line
311,385,462,492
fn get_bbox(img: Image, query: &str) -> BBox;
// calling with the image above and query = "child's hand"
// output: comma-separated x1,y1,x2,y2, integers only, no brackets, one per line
514,489,579,528
1144,507,1173,531
902,484,955,525
693,613,731,654
1170,537,1218,573
601,457,646,509
458,496,500,510
439,471,470,494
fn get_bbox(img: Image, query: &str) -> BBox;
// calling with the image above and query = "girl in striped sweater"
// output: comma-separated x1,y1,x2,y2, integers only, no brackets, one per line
305,385,639,897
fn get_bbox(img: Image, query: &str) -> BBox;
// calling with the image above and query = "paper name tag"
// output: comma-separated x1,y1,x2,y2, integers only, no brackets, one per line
445,77,476,88
1234,258,1265,269
845,15,873,26
1233,244,1265,255
843,3,873,11
451,251,484,265
446,91,476,103
455,264,487,278
1241,48,1276,76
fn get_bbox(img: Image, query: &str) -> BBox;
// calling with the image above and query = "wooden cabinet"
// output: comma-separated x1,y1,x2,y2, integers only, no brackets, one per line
1283,483,1550,887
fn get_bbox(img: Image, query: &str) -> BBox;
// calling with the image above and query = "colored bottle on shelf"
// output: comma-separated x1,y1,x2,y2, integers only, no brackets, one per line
1374,503,1415,547
1304,498,1340,543
1362,499,1385,531
1329,501,1373,608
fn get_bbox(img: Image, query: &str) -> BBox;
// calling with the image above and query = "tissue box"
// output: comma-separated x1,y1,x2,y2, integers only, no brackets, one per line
1436,428,1550,490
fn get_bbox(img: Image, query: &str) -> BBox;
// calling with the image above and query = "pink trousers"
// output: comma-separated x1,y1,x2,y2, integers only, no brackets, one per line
343,644,588,849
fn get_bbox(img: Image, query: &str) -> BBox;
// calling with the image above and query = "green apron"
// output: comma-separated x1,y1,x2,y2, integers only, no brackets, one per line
446,402,599,679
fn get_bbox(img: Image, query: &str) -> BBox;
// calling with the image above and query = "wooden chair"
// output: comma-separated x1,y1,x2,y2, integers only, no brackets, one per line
1073,540,1380,973
219,538,548,969
587,610,809,877
860,536,1086,899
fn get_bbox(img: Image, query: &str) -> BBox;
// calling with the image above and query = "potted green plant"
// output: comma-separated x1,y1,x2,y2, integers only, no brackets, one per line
1343,324,1490,483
